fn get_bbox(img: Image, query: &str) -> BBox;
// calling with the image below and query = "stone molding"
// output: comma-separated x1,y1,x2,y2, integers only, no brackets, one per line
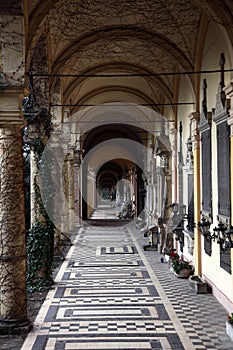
0,86,24,125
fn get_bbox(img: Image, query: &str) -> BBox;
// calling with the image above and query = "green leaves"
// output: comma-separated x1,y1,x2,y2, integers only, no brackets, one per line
25,111,55,293
26,220,54,292
171,254,192,274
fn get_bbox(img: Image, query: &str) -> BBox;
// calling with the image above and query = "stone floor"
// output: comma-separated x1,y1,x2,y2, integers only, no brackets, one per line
20,213,232,349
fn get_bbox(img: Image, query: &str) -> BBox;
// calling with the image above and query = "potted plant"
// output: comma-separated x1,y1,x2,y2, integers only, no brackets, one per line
226,313,233,342
163,248,178,263
171,254,193,278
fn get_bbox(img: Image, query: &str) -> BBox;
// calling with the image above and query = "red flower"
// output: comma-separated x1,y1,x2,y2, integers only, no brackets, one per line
170,250,177,259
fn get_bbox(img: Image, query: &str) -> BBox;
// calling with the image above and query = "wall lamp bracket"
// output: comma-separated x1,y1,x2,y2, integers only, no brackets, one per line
198,216,213,241
213,222,233,252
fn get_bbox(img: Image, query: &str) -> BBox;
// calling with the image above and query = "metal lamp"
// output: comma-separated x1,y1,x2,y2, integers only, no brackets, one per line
225,225,233,249
213,222,228,252
198,216,211,241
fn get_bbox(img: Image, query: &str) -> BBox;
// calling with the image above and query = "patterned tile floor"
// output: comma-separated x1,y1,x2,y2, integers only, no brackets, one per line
21,222,233,350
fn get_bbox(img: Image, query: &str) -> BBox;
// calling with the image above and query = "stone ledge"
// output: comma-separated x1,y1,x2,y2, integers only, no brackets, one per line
189,275,209,294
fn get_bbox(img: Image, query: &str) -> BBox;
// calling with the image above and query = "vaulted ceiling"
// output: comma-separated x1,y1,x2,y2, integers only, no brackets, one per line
23,0,233,115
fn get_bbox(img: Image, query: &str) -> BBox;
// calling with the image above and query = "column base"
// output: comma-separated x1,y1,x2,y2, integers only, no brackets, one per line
0,318,32,335
53,254,65,261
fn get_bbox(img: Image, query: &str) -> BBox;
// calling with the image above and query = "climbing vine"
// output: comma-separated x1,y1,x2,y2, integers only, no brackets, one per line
24,109,55,292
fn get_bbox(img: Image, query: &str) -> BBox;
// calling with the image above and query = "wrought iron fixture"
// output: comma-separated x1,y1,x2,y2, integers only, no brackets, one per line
213,222,232,252
174,226,184,245
225,226,233,249
198,216,213,242
198,216,233,252
172,204,186,246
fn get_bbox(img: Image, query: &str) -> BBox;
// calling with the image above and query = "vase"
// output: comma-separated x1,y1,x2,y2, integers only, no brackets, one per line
174,268,192,278
226,321,233,342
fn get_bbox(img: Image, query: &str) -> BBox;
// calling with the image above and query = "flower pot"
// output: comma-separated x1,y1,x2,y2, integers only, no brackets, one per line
226,321,233,342
174,268,192,278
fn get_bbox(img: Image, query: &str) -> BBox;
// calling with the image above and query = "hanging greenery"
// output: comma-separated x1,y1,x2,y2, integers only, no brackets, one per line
24,109,55,292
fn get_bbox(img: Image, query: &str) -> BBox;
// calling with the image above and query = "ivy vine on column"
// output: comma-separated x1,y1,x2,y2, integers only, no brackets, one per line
24,109,55,292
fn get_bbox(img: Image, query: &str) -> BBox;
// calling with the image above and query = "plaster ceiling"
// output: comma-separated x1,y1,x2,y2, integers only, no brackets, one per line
22,0,233,191
25,0,233,109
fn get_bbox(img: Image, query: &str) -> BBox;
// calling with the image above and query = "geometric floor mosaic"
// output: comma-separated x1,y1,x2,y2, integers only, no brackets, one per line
21,224,233,350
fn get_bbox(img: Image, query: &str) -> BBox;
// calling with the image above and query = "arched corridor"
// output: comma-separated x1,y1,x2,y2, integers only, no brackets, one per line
1,0,233,348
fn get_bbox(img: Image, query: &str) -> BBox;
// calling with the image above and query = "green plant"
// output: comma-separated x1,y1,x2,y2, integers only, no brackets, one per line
163,247,177,258
227,313,233,325
27,219,54,291
24,110,56,292
171,254,193,274
163,247,171,255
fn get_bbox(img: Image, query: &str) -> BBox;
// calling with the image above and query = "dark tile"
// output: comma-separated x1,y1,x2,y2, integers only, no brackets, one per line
44,305,59,322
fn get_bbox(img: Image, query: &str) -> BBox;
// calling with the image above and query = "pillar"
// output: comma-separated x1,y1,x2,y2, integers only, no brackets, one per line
87,170,96,218
74,149,82,225
30,145,37,225
67,149,75,230
44,138,63,259
0,125,31,333
61,154,70,234
224,82,233,279
190,112,202,275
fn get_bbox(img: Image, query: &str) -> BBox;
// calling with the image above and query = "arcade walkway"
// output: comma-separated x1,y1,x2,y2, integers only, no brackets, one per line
21,217,232,349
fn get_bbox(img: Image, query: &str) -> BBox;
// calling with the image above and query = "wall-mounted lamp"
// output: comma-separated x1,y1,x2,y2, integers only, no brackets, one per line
213,222,231,252
173,226,184,245
213,222,227,252
198,216,233,252
171,204,186,245
198,216,213,242
225,226,233,249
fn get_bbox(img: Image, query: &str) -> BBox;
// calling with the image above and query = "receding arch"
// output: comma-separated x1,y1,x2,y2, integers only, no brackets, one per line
51,27,194,75
62,63,174,107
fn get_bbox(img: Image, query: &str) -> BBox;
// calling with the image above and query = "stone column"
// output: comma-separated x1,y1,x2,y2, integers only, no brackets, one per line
61,155,70,234
190,111,202,275
52,148,64,259
67,149,75,230
87,170,96,219
74,149,82,226
169,127,178,203
0,125,31,333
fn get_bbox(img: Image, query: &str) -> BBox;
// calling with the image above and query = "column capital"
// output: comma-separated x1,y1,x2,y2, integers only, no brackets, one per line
189,111,200,122
189,112,200,149
0,86,25,125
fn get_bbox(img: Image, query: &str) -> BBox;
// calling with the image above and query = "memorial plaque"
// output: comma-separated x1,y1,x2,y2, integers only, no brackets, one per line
217,122,230,217
201,129,212,213
204,237,212,256
220,249,231,274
